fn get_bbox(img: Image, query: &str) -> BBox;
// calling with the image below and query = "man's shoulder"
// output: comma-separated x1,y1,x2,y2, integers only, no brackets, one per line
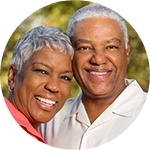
64,91,82,108
66,97,77,105
57,92,82,119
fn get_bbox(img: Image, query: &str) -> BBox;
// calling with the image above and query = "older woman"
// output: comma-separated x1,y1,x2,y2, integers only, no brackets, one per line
4,26,74,143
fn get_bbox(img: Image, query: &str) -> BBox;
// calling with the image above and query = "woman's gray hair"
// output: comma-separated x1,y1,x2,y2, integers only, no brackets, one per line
67,3,129,48
10,26,74,72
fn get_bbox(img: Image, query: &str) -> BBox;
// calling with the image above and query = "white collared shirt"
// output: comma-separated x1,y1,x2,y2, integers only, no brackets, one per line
40,79,147,149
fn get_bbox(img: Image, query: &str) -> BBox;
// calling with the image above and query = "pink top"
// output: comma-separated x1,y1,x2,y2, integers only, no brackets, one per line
4,97,46,143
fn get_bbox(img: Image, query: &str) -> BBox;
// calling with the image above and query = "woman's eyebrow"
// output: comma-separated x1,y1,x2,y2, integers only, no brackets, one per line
62,70,73,74
32,62,50,68
32,62,73,74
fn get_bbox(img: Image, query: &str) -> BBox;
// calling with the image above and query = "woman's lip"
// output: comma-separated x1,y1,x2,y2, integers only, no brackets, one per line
35,96,58,105
35,96,58,111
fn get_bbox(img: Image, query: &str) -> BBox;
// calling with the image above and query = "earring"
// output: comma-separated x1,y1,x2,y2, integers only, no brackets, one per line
8,85,12,91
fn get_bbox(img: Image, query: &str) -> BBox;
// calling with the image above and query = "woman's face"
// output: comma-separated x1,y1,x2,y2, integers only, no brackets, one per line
8,46,73,129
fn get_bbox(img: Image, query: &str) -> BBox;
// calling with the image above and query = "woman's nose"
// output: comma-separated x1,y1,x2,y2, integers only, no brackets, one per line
45,79,60,93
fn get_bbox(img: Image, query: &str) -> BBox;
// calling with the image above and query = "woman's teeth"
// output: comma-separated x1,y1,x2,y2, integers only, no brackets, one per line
36,96,58,105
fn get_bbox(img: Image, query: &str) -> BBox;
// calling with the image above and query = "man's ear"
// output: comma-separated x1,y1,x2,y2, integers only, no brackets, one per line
126,42,131,64
8,65,17,90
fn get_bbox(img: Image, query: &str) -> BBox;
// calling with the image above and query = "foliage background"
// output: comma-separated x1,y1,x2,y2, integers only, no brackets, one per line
0,0,149,98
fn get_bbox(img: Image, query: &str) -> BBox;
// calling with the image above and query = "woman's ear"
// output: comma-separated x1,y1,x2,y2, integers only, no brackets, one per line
8,65,17,90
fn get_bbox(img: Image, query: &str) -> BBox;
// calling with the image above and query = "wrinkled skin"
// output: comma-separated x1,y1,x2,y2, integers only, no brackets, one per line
71,18,130,122
8,46,73,129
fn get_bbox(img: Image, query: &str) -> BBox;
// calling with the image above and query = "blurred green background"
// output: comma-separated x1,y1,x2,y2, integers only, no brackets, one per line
0,0,149,98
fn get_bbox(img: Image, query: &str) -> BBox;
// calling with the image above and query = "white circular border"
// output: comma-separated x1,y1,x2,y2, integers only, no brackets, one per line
0,0,149,150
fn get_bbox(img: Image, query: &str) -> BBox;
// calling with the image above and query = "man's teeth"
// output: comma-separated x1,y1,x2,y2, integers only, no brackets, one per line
36,96,57,105
90,71,108,75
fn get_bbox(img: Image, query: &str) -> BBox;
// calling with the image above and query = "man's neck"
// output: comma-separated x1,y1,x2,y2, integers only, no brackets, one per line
82,97,115,124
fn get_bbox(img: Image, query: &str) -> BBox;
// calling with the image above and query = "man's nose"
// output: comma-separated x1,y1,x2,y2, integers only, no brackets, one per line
90,49,107,65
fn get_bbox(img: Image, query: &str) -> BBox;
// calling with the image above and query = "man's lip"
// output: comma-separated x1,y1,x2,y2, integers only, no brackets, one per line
89,70,111,75
86,68,112,74
85,68,113,79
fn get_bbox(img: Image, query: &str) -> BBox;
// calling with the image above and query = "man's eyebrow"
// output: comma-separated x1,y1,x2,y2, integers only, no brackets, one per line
74,38,121,45
106,38,121,44
74,39,92,45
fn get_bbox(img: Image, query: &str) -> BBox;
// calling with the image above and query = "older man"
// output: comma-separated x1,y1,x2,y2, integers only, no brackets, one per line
40,3,147,149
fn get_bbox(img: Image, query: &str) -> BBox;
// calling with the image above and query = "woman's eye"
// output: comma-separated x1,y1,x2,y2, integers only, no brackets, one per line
34,69,49,75
61,76,72,81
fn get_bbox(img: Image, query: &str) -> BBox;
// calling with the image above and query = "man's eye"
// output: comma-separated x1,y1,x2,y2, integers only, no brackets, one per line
76,46,92,51
106,45,119,50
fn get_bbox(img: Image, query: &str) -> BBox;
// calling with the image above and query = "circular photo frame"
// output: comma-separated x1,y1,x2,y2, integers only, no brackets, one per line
0,0,149,150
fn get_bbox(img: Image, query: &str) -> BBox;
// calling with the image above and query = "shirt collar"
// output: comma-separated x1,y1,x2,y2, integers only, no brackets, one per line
65,90,83,117
111,79,146,118
65,79,146,121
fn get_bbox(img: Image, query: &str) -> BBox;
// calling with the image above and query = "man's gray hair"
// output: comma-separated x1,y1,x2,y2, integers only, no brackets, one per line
67,3,128,48
10,26,74,72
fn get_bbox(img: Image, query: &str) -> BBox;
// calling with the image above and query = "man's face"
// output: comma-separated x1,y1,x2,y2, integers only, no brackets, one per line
8,46,73,128
71,17,130,100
